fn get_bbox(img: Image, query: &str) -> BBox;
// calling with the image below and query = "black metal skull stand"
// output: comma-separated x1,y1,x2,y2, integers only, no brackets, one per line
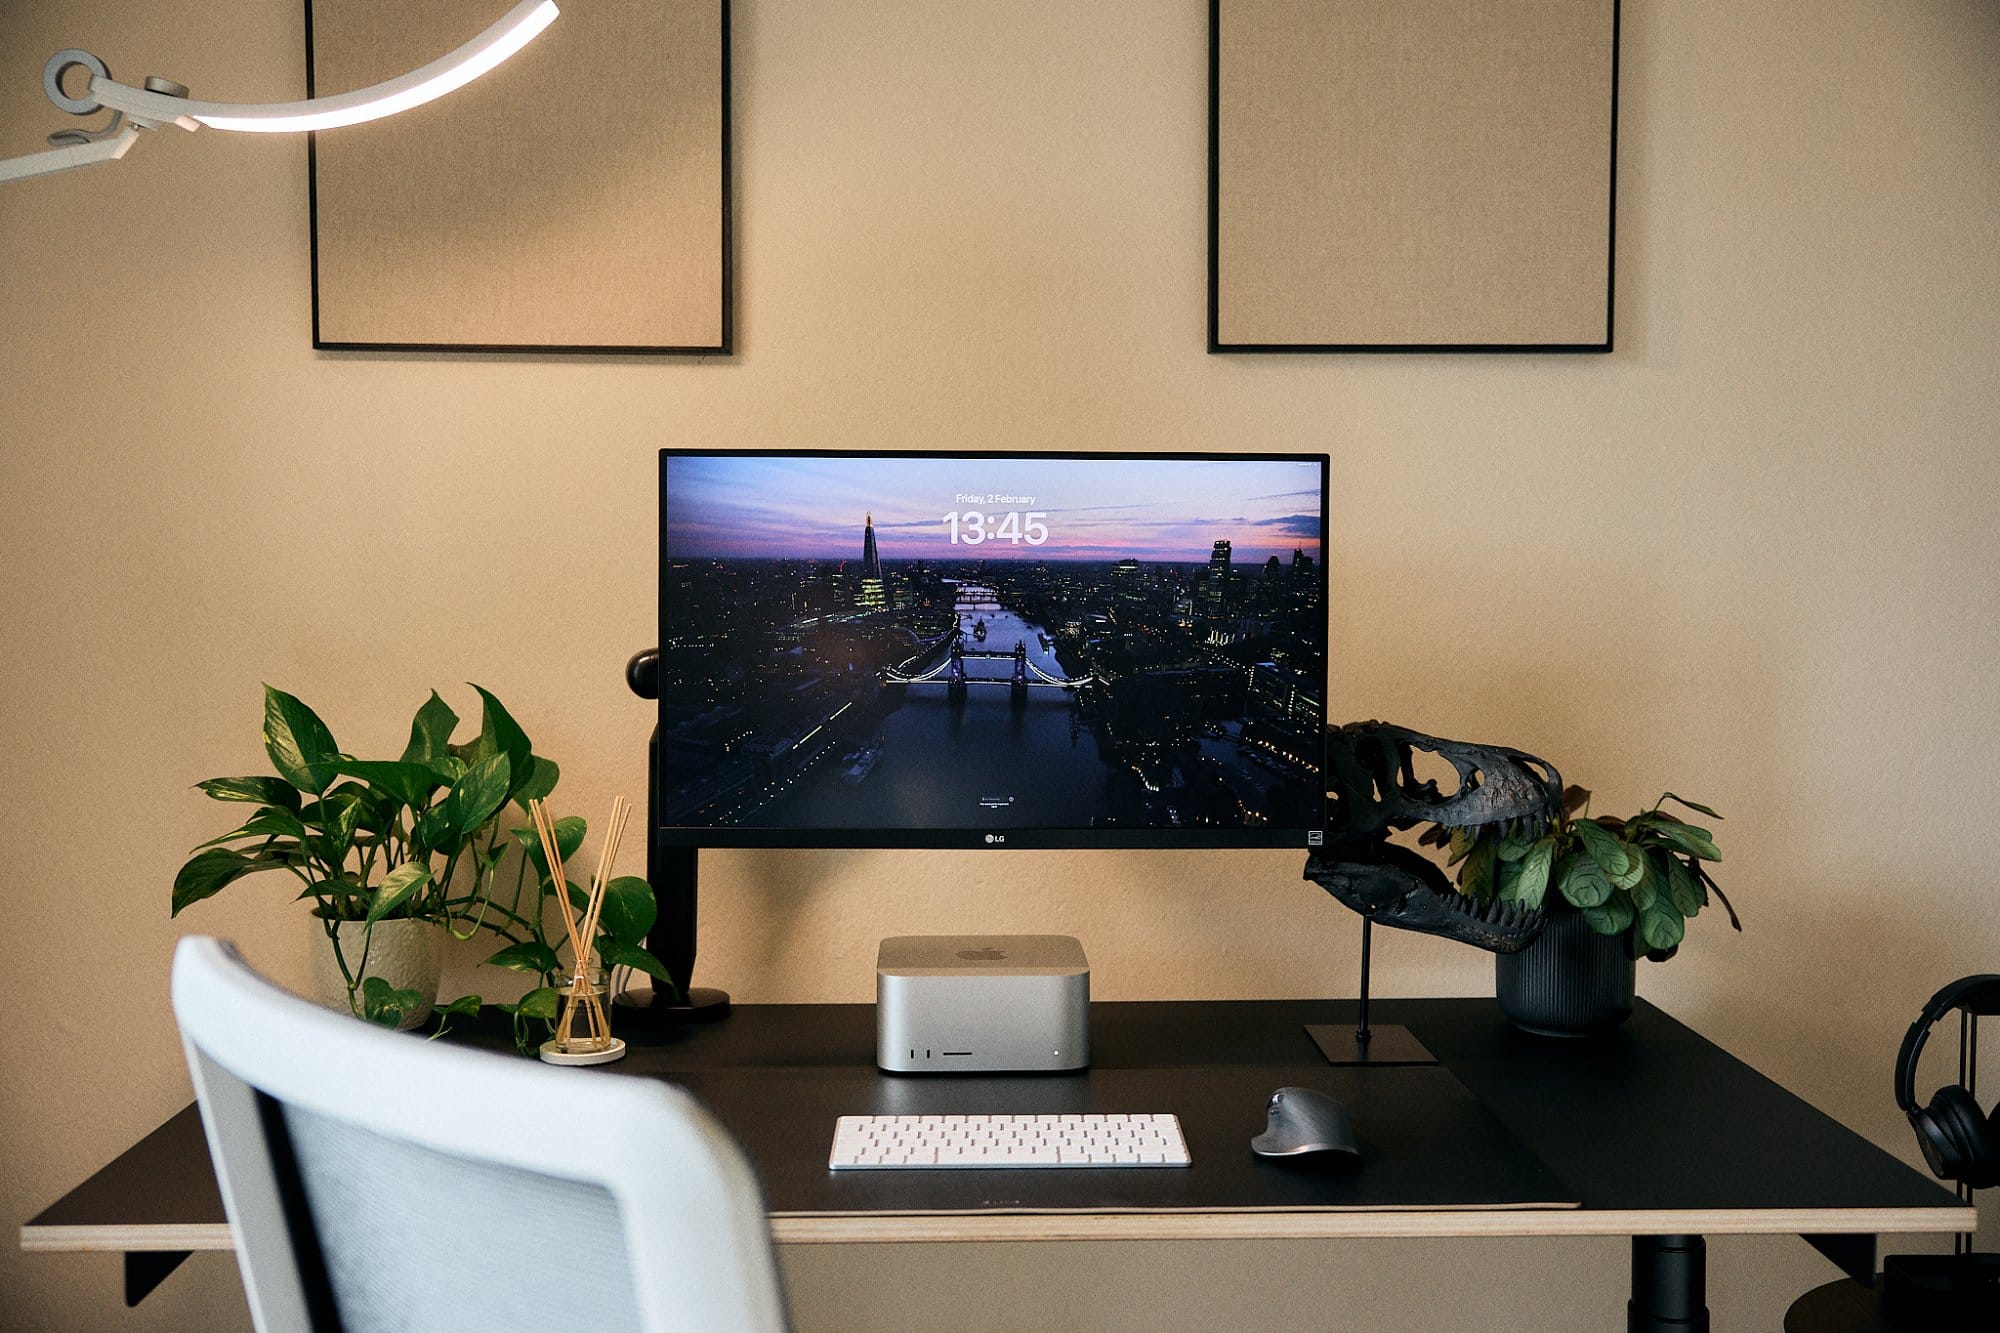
1302,721,1564,1066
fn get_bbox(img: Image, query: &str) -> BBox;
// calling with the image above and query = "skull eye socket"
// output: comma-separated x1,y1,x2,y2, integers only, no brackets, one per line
1407,748,1476,800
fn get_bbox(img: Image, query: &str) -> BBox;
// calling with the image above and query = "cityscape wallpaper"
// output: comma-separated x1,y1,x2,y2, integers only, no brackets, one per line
658,453,1327,840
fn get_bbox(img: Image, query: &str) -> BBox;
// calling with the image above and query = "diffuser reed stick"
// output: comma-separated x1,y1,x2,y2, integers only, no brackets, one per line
530,795,631,1064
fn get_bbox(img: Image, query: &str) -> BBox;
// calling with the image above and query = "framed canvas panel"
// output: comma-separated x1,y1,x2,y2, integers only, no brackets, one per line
307,0,730,354
1210,0,1618,353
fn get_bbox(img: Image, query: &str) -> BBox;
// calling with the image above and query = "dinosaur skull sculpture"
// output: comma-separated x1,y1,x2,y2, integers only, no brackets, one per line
1304,720,1564,953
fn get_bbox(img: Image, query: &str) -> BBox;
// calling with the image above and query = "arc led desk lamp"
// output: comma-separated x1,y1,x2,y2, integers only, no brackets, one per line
0,0,559,186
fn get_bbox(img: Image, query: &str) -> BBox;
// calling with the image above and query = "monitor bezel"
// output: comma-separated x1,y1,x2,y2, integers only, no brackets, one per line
656,447,1331,850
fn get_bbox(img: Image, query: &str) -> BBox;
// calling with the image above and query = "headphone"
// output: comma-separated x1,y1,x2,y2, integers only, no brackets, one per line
1895,974,2000,1189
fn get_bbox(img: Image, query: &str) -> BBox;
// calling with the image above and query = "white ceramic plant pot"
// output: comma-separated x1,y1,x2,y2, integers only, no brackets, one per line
309,917,444,1031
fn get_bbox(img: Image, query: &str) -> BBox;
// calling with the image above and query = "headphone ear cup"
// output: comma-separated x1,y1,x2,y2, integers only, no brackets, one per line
1960,1093,2000,1190
1923,1086,1996,1187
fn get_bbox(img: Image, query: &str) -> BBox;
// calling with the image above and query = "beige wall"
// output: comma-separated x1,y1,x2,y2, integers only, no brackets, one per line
4,1,1998,1328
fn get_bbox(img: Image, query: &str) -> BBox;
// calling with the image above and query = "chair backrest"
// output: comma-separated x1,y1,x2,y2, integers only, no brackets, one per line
170,936,790,1333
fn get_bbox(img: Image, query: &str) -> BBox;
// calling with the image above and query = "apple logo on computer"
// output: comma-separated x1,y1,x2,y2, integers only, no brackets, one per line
957,947,1008,961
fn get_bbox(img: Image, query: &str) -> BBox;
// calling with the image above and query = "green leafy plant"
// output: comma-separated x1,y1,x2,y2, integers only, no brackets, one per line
1428,788,1741,957
171,684,674,1038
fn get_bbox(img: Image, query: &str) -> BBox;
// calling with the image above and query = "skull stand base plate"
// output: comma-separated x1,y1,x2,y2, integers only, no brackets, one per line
1306,1023,1438,1066
1307,917,1439,1065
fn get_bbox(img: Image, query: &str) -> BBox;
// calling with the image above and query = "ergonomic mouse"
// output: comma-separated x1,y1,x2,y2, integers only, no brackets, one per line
1251,1086,1361,1159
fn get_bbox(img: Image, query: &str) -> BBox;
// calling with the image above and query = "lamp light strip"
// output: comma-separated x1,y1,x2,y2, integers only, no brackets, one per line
91,0,557,134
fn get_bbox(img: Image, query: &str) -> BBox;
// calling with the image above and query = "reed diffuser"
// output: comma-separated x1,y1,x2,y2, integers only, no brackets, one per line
529,795,632,1066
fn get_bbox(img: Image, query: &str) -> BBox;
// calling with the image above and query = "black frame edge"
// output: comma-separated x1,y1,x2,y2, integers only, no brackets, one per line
1206,0,1222,353
1207,0,1620,356
304,0,735,358
305,0,322,350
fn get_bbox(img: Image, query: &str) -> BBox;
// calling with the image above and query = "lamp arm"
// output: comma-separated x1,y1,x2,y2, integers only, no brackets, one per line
0,125,140,186
0,0,557,184
91,0,558,134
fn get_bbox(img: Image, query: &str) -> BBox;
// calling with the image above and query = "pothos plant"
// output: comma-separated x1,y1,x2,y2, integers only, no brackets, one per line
172,685,675,1042
1425,787,1741,958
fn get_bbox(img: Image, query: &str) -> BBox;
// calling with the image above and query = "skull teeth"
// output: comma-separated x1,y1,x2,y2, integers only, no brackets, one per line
1448,888,1543,935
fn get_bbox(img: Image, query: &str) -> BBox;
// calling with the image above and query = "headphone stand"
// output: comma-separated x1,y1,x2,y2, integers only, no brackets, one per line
1883,1007,1994,1325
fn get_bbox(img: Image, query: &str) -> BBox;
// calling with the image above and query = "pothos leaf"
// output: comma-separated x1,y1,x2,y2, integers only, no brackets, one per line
500,986,561,1020
513,755,560,805
594,875,657,945
513,816,586,879
441,752,511,837
365,863,433,927
484,940,561,975
193,807,311,851
469,685,532,794
324,759,442,813
597,939,677,996
401,690,460,769
262,685,340,795
172,847,278,916
359,975,423,1027
197,776,302,810
315,792,365,866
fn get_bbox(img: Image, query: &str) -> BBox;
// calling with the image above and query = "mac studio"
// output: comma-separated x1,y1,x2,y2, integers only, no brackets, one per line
5,3,1999,1332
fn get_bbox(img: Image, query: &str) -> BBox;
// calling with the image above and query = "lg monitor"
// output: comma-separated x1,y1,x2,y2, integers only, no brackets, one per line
656,449,1329,849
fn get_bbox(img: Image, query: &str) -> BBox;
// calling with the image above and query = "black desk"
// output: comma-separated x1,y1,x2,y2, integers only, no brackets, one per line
21,999,1972,1329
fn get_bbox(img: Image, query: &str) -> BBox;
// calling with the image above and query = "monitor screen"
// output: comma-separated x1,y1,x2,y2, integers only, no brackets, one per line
657,450,1328,848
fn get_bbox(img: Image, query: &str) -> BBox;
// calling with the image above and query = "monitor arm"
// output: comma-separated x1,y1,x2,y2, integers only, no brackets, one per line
620,648,730,1022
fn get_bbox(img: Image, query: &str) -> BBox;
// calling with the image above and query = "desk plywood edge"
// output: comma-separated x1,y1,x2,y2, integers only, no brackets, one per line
22,1207,1972,1254
20,1221,236,1253
767,1205,1978,1245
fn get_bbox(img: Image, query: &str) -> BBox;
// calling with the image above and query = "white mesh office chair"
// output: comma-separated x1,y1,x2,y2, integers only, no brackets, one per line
170,936,790,1333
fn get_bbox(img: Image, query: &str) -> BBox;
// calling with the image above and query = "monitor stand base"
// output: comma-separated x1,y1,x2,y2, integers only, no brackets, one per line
614,986,732,1023
1306,1023,1437,1066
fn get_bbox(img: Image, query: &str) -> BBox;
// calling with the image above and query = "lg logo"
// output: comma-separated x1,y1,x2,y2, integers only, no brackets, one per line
984,834,1006,844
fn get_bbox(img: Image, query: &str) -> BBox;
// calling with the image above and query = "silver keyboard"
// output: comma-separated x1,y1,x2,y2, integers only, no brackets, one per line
828,1112,1192,1169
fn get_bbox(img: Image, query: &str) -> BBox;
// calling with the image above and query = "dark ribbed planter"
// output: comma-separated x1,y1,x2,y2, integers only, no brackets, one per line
1495,905,1636,1036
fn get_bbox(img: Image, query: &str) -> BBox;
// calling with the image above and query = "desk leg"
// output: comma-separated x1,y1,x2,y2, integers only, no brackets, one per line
125,1251,191,1307
1628,1235,1707,1333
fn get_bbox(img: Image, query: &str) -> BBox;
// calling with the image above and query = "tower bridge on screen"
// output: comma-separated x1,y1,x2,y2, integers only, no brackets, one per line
882,638,1096,697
